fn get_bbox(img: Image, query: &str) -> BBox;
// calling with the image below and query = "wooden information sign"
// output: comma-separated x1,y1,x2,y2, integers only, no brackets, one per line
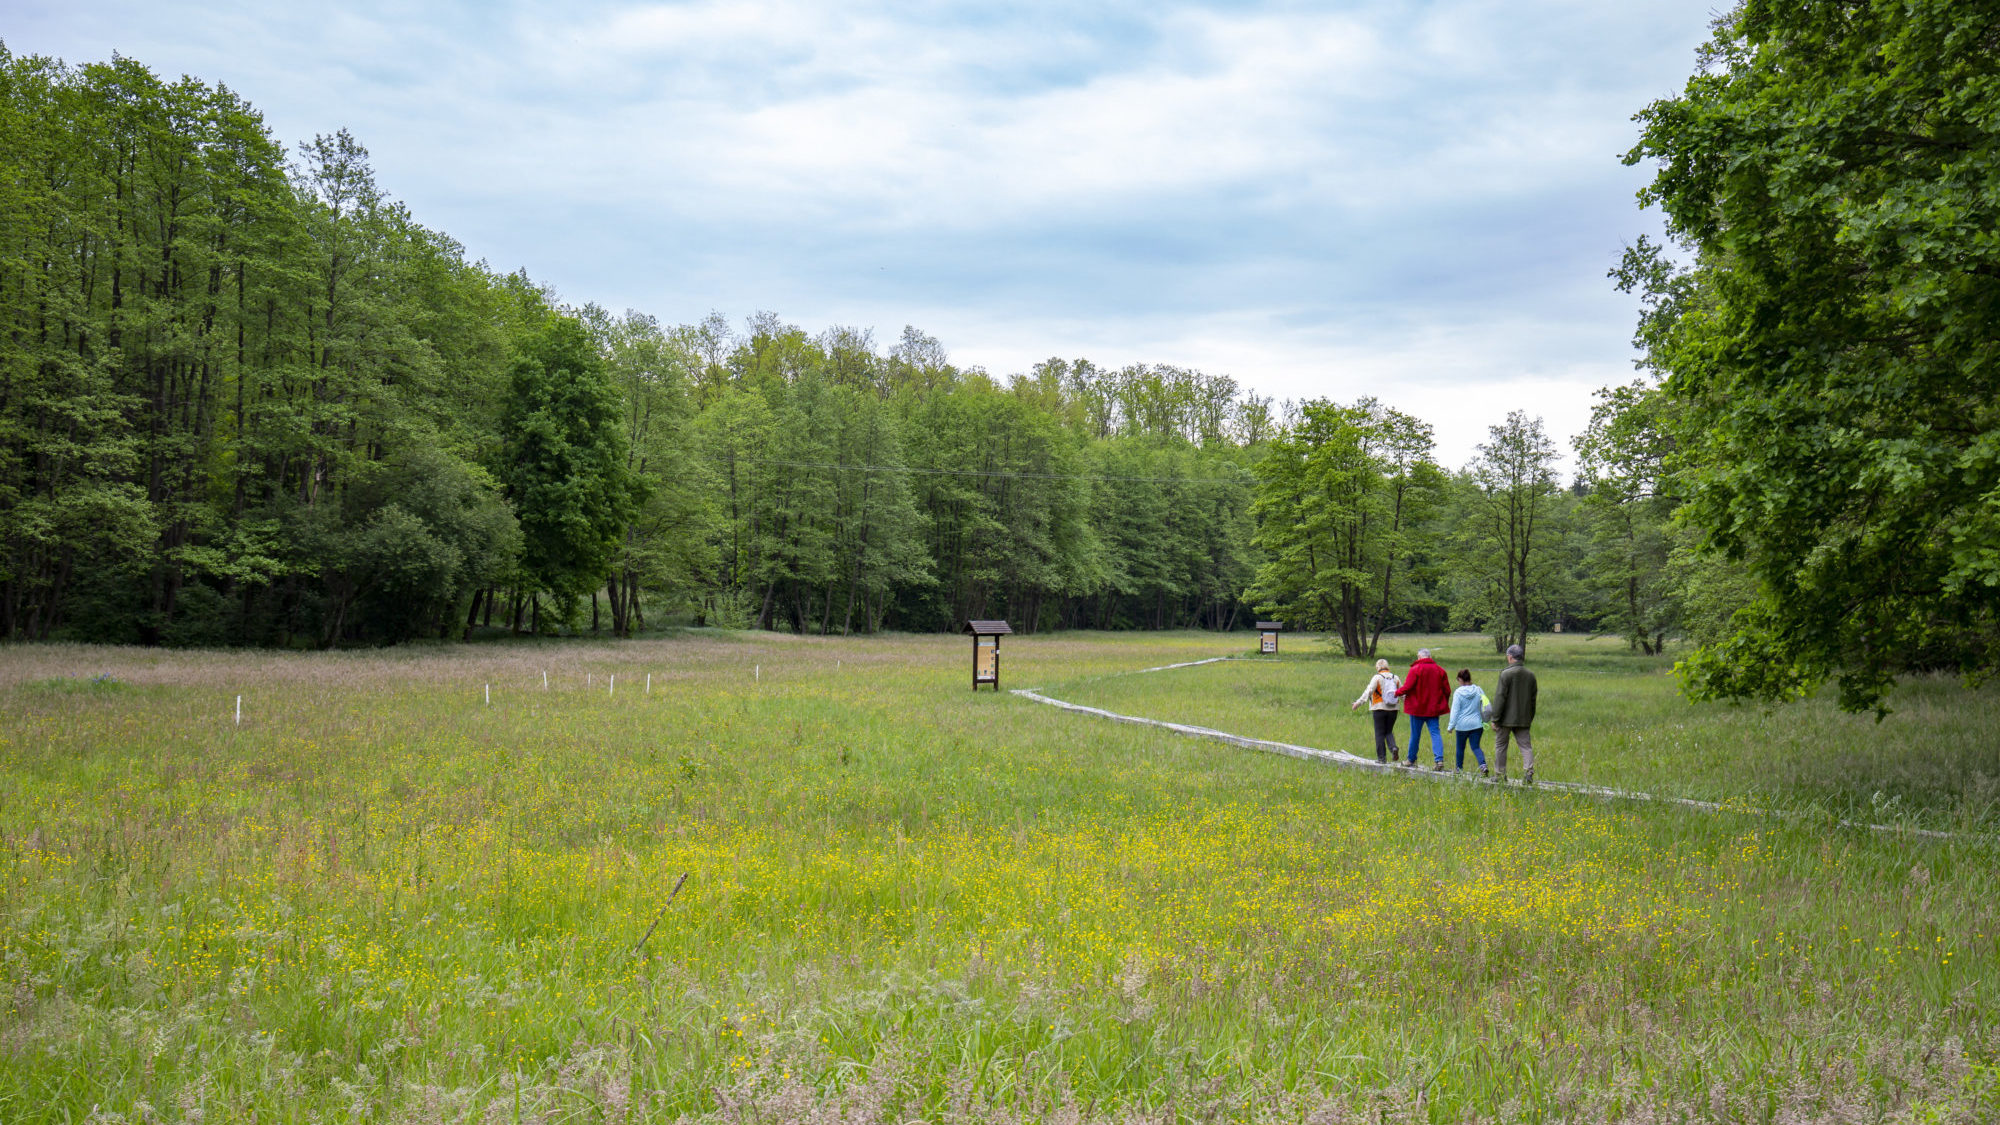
964,620,1013,690
1255,621,1283,654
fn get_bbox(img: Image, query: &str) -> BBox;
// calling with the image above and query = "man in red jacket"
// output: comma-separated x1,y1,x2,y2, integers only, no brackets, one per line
1395,648,1451,770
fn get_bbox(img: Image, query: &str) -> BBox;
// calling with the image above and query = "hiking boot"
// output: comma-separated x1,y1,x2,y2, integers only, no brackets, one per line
1493,771,1507,784
1523,768,1535,786
1430,761,1445,772
1480,766,1490,778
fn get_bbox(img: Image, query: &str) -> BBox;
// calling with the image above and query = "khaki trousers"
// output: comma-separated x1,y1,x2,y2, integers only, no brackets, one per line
1494,725,1534,775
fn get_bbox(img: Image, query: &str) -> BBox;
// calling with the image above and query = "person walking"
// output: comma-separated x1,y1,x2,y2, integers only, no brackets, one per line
1490,643,1539,784
1396,648,1451,770
1446,668,1490,776
1349,659,1400,764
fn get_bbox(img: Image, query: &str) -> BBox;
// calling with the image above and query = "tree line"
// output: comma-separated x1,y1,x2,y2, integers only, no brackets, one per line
0,46,1663,652
0,46,1277,645
8,9,1995,718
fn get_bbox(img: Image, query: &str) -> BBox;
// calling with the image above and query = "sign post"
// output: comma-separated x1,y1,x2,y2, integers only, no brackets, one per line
1256,621,1284,654
964,620,1013,690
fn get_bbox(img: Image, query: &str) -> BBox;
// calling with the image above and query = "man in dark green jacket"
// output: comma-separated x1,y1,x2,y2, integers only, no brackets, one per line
1490,644,1538,784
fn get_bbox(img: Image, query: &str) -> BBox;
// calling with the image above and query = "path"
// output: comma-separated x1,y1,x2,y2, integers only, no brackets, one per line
1013,656,1982,845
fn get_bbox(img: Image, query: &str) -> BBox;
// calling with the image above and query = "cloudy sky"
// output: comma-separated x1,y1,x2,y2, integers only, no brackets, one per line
8,1,1712,470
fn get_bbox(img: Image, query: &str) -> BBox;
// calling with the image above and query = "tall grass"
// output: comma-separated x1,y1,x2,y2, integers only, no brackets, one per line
1052,634,2000,833
0,631,1993,1122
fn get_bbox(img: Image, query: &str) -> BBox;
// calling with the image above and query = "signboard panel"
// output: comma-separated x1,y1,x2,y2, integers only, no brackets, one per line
1255,621,1283,654
964,620,1012,690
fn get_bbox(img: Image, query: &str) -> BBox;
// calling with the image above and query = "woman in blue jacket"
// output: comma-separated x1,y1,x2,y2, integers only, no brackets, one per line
1445,668,1490,776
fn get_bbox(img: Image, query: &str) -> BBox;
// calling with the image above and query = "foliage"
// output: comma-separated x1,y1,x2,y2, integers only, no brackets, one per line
1247,399,1440,655
1626,1,2000,710
0,46,1281,645
1460,411,1561,653
499,316,645,616
1574,383,1681,653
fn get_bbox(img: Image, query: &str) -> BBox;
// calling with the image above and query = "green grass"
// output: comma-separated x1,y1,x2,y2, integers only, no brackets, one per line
1047,633,2000,834
0,631,1995,1123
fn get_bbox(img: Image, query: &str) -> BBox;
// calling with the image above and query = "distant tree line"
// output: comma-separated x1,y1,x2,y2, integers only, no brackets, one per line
0,48,1277,645
11,13,1992,720
0,46,1666,651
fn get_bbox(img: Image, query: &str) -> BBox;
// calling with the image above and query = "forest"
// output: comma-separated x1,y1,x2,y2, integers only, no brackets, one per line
4,6,1996,712
0,46,1667,654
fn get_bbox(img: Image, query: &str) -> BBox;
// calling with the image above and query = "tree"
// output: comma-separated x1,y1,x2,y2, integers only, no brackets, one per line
1626,0,2000,710
1466,411,1559,654
498,316,643,627
1248,399,1442,656
1574,382,1680,653
596,310,715,635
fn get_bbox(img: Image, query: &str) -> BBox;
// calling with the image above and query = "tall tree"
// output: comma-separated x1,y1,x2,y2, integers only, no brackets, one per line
1627,0,2000,710
1247,399,1441,656
1466,411,1559,654
597,309,714,635
1574,382,1680,653
498,315,643,628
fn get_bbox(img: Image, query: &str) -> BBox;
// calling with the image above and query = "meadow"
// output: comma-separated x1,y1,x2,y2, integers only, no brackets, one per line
0,631,1994,1123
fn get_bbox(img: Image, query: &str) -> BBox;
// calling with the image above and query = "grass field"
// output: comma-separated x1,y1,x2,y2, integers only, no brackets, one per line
0,631,1994,1123
1046,634,2000,834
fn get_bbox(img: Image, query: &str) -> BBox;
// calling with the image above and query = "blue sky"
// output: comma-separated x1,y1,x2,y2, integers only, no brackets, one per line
8,1,1713,470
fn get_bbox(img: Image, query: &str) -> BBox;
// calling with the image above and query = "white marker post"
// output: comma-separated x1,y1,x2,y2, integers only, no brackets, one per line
235,695,241,725
609,674,615,697
543,670,549,690
646,673,651,695
485,683,490,705
755,664,760,683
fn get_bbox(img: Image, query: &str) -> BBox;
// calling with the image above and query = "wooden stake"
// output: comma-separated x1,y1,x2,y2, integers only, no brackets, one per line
630,872,691,955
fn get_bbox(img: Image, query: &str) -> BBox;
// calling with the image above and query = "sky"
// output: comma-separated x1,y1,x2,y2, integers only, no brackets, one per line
7,1,1714,472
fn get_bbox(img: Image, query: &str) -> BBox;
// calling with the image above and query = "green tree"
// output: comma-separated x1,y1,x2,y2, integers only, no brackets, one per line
1627,1,2000,710
595,310,715,635
1464,411,1559,654
1574,382,1680,653
1247,399,1441,656
498,316,643,627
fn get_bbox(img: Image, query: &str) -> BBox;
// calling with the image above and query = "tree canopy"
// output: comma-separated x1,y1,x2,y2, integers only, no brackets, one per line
1624,1,2000,710
8,37,1897,668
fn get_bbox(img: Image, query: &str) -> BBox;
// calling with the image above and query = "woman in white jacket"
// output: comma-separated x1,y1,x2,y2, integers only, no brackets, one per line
1349,659,1401,765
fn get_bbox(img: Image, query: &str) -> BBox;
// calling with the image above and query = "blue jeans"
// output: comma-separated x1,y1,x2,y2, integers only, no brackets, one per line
1405,715,1442,763
1455,728,1487,769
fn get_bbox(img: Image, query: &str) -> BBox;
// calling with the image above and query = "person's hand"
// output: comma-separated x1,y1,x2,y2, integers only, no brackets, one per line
1348,702,1359,711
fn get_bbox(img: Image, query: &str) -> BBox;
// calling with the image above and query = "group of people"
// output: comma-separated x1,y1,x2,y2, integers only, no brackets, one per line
1349,645,1539,783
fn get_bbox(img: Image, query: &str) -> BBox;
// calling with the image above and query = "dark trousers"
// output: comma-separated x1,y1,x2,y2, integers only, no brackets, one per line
1370,710,1398,762
1454,728,1487,769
